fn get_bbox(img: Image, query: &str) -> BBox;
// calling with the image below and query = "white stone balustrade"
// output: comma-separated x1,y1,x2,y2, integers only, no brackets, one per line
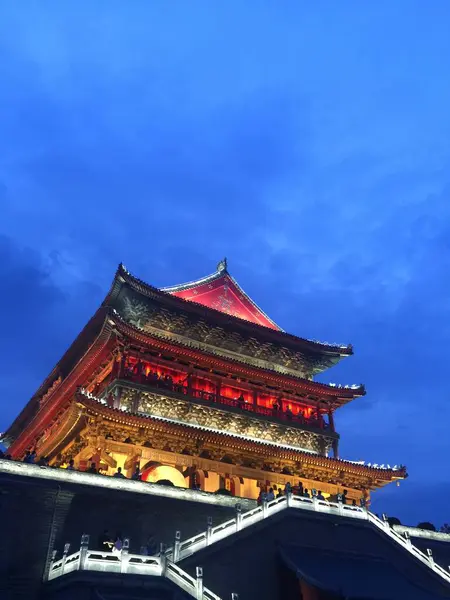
47,492,450,597
48,537,220,599
165,493,450,586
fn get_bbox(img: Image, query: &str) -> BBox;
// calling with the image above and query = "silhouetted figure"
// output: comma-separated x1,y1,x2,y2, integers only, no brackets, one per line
146,535,158,555
98,530,113,551
131,466,141,480
113,467,126,478
66,459,76,471
87,462,98,474
112,532,123,555
24,450,37,464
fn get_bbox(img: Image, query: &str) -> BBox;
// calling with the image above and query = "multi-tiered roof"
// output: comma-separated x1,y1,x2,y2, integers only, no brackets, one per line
4,260,405,494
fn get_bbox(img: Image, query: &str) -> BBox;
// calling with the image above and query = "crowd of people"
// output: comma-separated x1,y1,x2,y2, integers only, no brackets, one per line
120,364,328,429
2,448,368,507
257,481,368,508
122,366,186,394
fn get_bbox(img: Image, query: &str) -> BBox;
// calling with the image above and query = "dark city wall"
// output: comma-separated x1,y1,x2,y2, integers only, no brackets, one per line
0,464,250,600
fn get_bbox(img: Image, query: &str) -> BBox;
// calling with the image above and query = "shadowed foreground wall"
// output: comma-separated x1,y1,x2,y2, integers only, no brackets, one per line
0,466,248,600
179,510,450,600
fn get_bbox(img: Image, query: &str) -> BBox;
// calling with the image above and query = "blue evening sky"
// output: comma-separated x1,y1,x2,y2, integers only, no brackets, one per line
1,2,449,526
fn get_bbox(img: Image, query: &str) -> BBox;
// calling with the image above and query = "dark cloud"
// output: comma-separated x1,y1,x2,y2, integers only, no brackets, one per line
0,236,103,429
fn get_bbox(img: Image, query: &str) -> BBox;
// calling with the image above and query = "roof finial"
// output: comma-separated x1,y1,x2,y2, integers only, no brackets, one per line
217,257,228,273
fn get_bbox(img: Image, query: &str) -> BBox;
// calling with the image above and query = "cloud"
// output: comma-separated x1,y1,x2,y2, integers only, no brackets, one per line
1,1,450,524
0,236,103,430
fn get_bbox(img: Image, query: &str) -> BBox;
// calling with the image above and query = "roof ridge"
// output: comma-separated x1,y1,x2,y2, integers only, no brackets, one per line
116,264,353,355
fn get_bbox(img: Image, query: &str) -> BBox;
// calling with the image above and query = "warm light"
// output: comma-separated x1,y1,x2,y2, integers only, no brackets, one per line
142,465,187,488
0,459,253,509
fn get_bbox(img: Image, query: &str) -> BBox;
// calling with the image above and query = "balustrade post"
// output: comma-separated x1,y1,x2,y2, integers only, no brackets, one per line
236,503,242,532
231,594,239,600
382,514,390,531
206,516,213,545
403,531,412,547
173,530,181,562
46,550,57,581
286,490,292,508
427,549,434,565
61,543,70,575
262,499,268,518
78,534,89,571
195,566,204,599
121,538,130,573
159,543,167,576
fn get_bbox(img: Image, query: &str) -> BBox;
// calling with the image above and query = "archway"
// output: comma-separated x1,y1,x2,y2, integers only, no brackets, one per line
141,464,187,488
189,469,207,491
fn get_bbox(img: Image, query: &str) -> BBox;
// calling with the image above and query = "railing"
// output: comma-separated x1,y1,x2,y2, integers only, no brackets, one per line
367,512,450,584
164,494,450,586
118,373,331,431
47,493,450,596
47,536,227,599
167,494,366,562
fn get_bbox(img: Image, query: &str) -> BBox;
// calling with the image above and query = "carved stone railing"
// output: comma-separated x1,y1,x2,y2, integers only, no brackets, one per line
165,494,450,586
47,536,225,599
46,493,450,596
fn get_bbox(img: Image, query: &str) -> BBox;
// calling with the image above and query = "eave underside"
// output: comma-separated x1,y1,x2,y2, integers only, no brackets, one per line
68,394,406,489
111,311,364,405
108,264,353,364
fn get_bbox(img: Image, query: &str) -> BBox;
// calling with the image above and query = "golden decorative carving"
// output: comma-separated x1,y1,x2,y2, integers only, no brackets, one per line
118,295,326,376
130,389,333,455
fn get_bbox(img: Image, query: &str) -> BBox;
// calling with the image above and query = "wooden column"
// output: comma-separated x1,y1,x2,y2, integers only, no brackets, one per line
252,390,258,406
187,371,193,395
328,409,335,432
216,379,222,402
118,349,127,378
332,438,339,458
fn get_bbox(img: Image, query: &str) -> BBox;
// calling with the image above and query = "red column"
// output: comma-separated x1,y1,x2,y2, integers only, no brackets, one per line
187,371,193,395
216,380,222,402
119,350,127,378
252,390,258,405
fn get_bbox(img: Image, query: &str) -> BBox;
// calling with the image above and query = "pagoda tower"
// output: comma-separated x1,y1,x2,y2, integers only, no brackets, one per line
4,260,406,502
